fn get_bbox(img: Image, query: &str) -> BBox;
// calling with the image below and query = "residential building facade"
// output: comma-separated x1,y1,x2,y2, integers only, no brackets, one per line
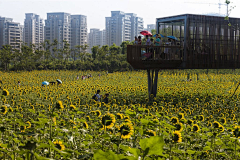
0,16,22,49
44,12,71,50
24,13,44,47
105,11,144,46
71,15,87,49
88,28,106,52
147,24,156,32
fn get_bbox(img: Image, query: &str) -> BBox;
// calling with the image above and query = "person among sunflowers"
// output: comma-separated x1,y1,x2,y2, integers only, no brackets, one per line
92,90,102,102
103,93,109,104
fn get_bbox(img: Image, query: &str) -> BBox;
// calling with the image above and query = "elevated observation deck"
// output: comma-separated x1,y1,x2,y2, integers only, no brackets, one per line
127,45,183,69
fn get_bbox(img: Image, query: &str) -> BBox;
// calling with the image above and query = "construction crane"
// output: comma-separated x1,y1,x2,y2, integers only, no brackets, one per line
185,0,230,16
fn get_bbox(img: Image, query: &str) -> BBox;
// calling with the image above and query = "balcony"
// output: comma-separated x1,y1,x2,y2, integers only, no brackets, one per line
127,45,183,69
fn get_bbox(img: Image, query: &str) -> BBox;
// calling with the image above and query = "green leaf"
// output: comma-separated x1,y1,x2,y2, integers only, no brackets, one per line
28,109,35,113
203,146,211,151
140,119,149,125
120,145,140,159
34,153,54,160
37,143,50,149
139,136,165,157
187,150,195,155
94,149,120,160
125,110,136,117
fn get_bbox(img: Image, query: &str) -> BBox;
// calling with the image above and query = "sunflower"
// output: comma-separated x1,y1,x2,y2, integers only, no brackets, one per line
20,125,26,132
187,119,193,125
83,122,89,129
213,121,220,128
119,123,134,139
153,102,157,106
95,110,101,117
53,140,65,151
233,126,240,138
206,121,212,127
174,123,183,132
116,113,124,119
220,117,226,125
69,105,76,110
178,113,184,120
172,131,182,143
56,101,64,110
153,118,159,123
26,121,31,129
2,89,9,96
219,125,224,132
199,115,204,121
124,115,130,120
146,130,156,136
1,105,7,115
101,113,116,129
192,124,200,132
86,116,91,121
171,117,179,124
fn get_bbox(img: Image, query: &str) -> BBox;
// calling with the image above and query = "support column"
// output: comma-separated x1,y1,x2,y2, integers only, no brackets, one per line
147,69,159,98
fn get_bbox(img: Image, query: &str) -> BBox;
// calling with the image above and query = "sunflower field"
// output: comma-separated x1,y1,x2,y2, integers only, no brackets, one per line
1,70,240,160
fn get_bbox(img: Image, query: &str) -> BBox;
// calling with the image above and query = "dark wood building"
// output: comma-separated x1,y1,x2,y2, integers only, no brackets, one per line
127,14,240,69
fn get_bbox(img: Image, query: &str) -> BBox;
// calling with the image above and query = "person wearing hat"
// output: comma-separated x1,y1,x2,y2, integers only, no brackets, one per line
154,34,162,59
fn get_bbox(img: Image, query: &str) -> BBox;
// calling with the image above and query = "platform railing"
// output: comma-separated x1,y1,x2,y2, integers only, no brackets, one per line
127,45,183,62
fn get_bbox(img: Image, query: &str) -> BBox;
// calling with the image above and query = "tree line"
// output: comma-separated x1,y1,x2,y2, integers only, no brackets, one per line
0,39,134,72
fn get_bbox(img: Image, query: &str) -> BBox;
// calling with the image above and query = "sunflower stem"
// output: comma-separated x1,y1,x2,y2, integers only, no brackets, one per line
169,143,172,160
235,138,237,159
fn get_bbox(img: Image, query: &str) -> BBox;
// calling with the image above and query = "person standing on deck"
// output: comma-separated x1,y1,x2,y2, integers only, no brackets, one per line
154,34,161,59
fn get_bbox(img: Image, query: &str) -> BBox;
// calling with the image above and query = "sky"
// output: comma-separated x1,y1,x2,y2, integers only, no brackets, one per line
0,0,239,32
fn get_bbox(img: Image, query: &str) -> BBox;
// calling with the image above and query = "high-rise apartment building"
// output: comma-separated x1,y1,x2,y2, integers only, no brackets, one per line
126,13,144,41
88,28,106,52
105,11,144,46
147,24,156,32
24,13,44,47
45,12,71,50
0,16,22,49
71,15,87,49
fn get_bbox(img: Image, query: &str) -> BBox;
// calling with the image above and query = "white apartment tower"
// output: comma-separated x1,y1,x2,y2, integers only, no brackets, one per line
0,17,22,49
71,15,88,49
126,13,144,41
24,13,44,47
88,29,106,49
105,11,144,46
45,12,71,50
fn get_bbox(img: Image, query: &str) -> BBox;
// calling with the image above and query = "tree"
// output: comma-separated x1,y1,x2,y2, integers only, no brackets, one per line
0,45,14,71
120,41,133,54
151,29,156,36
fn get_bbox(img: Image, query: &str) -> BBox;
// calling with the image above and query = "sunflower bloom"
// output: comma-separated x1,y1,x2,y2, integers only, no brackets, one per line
173,131,182,143
95,110,101,117
119,123,134,139
233,126,240,138
101,113,116,129
192,124,200,132
174,123,183,132
2,89,9,96
171,117,179,124
146,130,156,136
83,122,89,129
117,113,124,119
1,105,7,115
26,121,31,129
56,101,64,110
53,140,65,151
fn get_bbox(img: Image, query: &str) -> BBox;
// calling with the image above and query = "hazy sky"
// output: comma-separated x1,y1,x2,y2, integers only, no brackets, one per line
0,0,239,32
